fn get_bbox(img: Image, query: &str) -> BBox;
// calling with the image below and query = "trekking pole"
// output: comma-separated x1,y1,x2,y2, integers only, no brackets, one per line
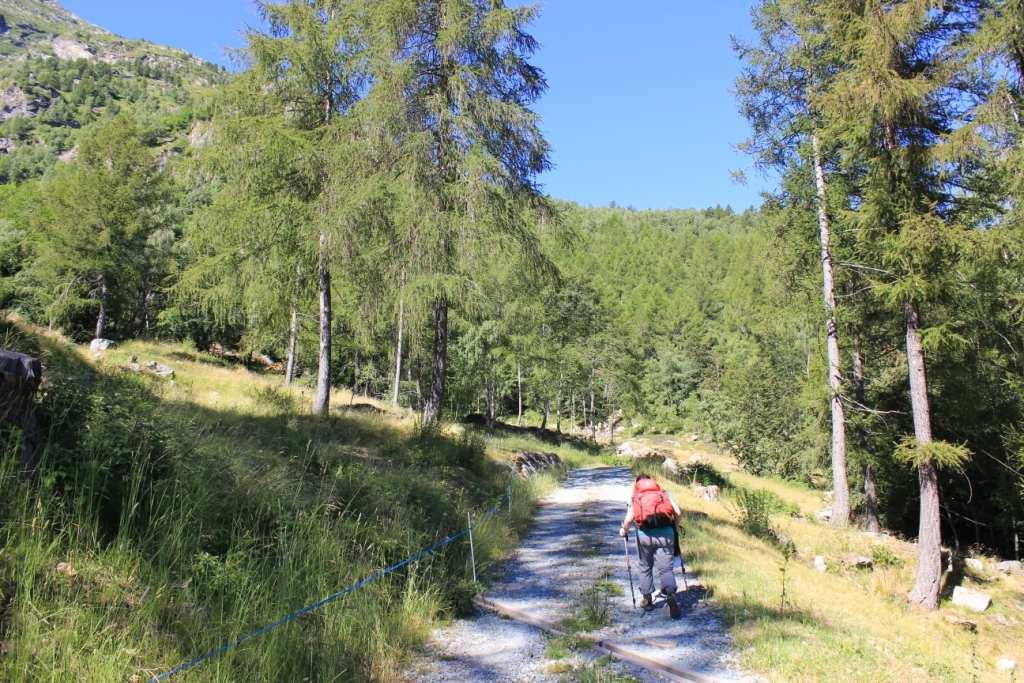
623,534,637,609
467,511,477,584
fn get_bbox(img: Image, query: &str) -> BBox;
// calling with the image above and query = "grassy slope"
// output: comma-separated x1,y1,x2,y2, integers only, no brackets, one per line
633,435,1024,682
0,318,592,681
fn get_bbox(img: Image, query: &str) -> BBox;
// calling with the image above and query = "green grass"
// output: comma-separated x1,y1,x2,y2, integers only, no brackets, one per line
624,436,1024,682
0,318,589,681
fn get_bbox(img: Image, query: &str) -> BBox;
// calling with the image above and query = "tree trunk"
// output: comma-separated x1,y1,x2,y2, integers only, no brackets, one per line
904,301,942,610
313,237,331,416
95,274,108,340
852,338,881,532
555,392,562,434
589,368,597,441
812,134,850,528
516,361,523,426
285,305,299,386
391,297,404,407
541,398,549,431
423,298,448,426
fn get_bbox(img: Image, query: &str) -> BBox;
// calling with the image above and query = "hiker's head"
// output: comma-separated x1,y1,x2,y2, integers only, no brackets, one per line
634,473,651,487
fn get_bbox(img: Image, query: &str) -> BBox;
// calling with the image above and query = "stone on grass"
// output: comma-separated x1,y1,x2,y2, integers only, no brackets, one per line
996,561,1022,575
694,484,720,502
144,361,174,378
844,554,873,570
814,555,827,573
997,658,1017,673
965,557,984,573
661,457,680,475
616,441,652,459
944,614,978,631
816,507,832,522
952,586,992,612
89,338,116,355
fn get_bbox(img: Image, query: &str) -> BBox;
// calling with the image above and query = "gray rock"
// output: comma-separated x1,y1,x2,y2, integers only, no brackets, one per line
694,484,721,502
996,560,1022,575
616,441,652,459
844,554,873,569
815,507,832,522
144,361,174,378
997,658,1017,673
952,586,992,612
662,457,680,475
965,557,984,573
89,338,116,355
814,555,827,573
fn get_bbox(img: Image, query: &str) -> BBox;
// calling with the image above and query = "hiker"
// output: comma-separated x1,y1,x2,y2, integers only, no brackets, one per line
619,473,683,618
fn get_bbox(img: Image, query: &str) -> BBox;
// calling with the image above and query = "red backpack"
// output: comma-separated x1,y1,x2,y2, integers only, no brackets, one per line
632,479,676,530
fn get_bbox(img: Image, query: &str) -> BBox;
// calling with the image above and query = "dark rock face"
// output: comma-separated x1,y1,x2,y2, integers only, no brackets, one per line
0,349,43,479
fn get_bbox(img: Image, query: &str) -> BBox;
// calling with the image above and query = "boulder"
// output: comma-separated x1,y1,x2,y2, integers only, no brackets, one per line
952,586,992,612
694,484,720,502
510,451,562,477
616,441,652,459
844,554,874,570
965,557,984,573
661,457,680,476
814,555,827,573
816,507,832,522
144,361,174,379
89,338,116,355
997,658,1017,673
996,561,1022,575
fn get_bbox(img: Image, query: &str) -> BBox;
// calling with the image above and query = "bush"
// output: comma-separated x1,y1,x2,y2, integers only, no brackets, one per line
732,488,775,538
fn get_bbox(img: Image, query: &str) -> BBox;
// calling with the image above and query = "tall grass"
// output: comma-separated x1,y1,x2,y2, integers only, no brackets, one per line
0,319,574,681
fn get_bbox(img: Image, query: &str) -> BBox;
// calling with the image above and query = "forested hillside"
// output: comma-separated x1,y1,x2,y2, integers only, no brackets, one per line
0,0,224,183
1,0,1023,679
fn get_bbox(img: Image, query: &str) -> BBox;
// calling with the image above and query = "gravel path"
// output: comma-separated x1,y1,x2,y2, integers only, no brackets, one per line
409,466,750,682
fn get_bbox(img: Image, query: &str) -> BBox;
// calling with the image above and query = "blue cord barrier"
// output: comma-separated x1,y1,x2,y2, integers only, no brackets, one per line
151,493,510,682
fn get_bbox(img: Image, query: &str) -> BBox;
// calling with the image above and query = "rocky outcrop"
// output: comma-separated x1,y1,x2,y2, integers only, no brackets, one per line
509,451,562,477
52,36,93,60
0,14,9,36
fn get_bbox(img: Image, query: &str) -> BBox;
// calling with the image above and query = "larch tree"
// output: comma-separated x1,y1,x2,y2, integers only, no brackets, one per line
246,0,369,415
736,0,852,525
366,0,553,427
820,0,982,609
32,113,164,341
178,75,319,382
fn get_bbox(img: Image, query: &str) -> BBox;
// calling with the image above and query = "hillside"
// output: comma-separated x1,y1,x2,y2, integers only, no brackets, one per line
0,315,603,680
0,0,225,182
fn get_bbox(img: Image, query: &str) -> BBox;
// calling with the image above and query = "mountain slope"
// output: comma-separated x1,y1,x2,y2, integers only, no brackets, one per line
0,0,226,182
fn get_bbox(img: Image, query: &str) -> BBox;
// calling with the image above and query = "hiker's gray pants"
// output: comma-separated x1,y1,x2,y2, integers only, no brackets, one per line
636,533,676,596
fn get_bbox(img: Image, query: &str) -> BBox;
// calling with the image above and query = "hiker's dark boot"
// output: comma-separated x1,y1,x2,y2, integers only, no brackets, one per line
640,594,654,611
667,592,682,620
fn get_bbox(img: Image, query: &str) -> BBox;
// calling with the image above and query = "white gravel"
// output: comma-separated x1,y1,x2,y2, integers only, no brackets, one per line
409,467,750,682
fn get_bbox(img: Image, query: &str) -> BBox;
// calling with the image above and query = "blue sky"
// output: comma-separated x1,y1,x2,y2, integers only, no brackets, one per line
62,1,770,210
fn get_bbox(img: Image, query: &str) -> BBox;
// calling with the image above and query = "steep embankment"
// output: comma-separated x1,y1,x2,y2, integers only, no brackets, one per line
0,317,591,681
626,436,1024,682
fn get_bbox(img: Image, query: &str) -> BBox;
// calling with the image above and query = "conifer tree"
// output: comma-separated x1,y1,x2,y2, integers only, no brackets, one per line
736,0,852,525
32,113,164,341
366,0,552,426
179,75,319,377
820,0,983,609
245,0,369,415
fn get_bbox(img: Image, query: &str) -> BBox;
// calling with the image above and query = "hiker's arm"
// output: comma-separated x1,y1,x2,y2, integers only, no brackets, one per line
668,493,682,517
619,504,634,536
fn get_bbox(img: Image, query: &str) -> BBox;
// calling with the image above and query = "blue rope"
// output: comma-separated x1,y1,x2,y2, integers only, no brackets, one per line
151,494,509,682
